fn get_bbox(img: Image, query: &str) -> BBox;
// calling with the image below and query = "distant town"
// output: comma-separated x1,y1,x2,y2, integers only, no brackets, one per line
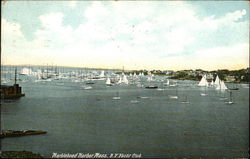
120,68,250,83
1,65,249,83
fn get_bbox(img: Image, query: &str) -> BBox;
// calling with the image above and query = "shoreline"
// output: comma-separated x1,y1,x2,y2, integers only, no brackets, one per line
0,130,47,138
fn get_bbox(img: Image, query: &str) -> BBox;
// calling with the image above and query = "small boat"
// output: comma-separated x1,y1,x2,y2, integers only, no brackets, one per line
169,95,178,99
228,87,239,90
145,86,158,89
82,85,92,90
130,100,140,103
139,96,149,99
112,97,120,100
157,88,164,91
86,80,95,84
225,101,234,104
200,93,208,96
228,84,239,90
181,100,189,104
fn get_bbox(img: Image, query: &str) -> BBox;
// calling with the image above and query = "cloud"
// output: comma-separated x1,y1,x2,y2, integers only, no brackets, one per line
39,13,64,30
68,1,77,8
1,2,249,70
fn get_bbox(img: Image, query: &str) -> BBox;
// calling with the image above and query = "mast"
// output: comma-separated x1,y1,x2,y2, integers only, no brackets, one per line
229,91,232,102
47,64,49,78
14,67,17,84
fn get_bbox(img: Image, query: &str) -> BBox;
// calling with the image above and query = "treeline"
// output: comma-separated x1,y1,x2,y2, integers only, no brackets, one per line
171,68,249,82
115,68,249,83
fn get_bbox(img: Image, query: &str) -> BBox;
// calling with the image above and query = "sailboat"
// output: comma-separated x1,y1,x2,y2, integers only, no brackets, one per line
106,77,112,86
130,94,140,103
200,88,208,96
225,91,234,104
133,72,137,77
216,80,228,91
117,76,122,84
169,86,178,99
180,96,189,104
214,75,220,86
164,79,170,86
216,80,228,100
210,80,215,87
100,71,105,78
198,74,209,86
145,74,158,89
169,80,177,87
122,74,129,85
112,92,121,100
157,82,165,91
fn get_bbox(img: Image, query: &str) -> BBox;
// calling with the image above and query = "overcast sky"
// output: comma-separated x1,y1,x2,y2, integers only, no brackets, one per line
1,1,249,70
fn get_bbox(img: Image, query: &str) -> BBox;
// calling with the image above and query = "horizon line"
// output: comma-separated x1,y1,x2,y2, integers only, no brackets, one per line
1,64,249,72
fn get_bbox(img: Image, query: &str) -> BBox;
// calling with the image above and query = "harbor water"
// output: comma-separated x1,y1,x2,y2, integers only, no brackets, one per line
1,66,249,158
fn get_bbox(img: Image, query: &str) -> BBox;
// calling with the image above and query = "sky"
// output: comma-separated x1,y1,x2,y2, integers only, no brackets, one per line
1,0,249,71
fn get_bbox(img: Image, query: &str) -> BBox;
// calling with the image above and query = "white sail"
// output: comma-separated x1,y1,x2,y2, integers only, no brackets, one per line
100,71,105,78
210,80,214,86
117,77,122,84
214,75,220,86
122,75,129,84
220,80,228,90
106,77,111,85
166,79,170,85
198,74,208,86
216,80,228,90
20,68,31,75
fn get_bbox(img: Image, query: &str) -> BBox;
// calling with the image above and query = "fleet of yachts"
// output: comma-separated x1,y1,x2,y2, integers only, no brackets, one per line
2,67,248,105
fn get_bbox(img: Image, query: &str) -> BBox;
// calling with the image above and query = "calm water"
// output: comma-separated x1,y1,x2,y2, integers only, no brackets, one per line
1,67,249,158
